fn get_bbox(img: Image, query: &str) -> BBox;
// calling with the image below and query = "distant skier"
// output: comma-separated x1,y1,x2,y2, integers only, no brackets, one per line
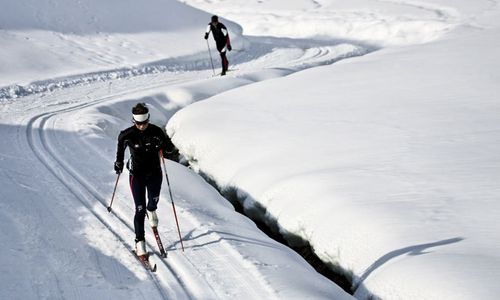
114,103,175,256
204,15,232,75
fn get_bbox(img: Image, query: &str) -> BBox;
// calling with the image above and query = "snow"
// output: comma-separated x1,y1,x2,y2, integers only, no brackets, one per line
1,0,500,299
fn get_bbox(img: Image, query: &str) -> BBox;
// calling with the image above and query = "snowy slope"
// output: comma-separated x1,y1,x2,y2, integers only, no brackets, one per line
2,0,500,299
0,0,360,299
0,0,241,87
0,55,355,300
168,0,500,299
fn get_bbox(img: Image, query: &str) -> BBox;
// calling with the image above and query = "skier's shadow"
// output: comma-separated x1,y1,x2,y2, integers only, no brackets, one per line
167,228,281,251
353,237,464,291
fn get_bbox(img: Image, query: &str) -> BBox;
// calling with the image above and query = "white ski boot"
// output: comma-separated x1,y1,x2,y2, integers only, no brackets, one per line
135,240,147,256
147,210,159,227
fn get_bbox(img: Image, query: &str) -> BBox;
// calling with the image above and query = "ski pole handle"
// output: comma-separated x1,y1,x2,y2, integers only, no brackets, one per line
107,173,121,212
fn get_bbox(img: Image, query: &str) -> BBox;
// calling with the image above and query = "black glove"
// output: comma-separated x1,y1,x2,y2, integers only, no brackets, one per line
161,148,179,161
114,161,124,174
204,33,209,40
227,44,232,51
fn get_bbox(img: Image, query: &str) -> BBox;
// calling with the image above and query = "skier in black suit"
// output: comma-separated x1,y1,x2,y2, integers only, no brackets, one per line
114,103,175,256
204,15,232,75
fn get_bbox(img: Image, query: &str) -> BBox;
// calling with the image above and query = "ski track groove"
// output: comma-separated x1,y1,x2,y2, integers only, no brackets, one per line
178,208,279,299
44,102,279,299
31,86,281,299
26,112,173,300
17,40,371,298
21,73,273,299
38,103,222,299
23,77,207,299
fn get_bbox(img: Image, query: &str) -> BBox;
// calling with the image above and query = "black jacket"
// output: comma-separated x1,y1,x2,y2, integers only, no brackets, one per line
116,124,175,175
207,22,229,51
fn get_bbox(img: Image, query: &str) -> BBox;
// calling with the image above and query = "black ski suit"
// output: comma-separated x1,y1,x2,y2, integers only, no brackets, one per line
205,22,231,74
115,124,175,241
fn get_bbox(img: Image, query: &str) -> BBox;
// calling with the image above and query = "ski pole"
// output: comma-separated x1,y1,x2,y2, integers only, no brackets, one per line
107,173,121,212
160,152,185,252
206,39,216,76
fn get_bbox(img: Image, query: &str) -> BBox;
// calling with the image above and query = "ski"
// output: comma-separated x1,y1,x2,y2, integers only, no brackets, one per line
214,69,237,77
133,250,157,272
152,226,168,258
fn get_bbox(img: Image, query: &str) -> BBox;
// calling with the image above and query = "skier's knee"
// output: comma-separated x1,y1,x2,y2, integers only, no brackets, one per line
136,204,146,215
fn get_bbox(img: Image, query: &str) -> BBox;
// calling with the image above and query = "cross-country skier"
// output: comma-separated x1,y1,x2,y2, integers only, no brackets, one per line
204,15,232,75
114,103,175,256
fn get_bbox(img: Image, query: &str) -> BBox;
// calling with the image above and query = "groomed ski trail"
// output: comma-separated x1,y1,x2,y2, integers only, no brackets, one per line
10,36,370,299
23,73,279,300
25,98,192,300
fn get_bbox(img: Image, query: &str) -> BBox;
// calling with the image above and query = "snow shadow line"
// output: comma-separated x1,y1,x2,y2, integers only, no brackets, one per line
188,168,465,297
178,228,283,251
352,237,465,292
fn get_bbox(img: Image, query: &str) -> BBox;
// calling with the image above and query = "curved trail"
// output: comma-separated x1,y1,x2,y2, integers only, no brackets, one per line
25,96,190,300
29,71,283,299
13,37,368,299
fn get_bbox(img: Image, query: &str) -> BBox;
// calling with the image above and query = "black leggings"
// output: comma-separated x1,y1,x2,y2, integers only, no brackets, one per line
220,51,228,73
129,172,162,241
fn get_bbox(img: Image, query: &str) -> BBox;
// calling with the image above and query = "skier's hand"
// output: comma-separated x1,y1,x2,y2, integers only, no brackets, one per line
204,33,209,40
227,44,232,51
162,148,179,161
160,149,167,160
114,161,124,174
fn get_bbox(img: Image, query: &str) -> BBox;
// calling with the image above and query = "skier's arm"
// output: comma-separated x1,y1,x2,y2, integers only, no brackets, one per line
114,131,127,173
116,131,127,162
154,128,176,160
161,134,176,160
204,25,211,39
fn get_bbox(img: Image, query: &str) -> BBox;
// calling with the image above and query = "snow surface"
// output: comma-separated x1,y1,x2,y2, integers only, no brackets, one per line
1,0,499,299
169,0,500,299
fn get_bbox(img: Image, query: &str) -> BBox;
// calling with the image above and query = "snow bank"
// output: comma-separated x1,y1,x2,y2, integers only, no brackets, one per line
183,0,462,46
70,86,354,299
167,1,500,299
3,0,500,298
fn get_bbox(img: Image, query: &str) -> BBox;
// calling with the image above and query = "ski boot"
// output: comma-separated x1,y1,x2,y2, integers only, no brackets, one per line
147,210,159,227
135,239,147,256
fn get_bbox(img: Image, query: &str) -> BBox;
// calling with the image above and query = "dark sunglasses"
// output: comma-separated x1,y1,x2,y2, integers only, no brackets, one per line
133,119,149,125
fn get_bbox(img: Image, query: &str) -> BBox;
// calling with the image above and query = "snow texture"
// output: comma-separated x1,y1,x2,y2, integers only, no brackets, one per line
1,0,500,299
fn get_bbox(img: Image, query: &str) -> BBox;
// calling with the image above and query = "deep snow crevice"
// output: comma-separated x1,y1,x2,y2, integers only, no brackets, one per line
193,170,356,295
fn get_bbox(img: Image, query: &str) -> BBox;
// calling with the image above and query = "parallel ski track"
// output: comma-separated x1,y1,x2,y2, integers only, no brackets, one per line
22,74,275,299
37,91,279,300
25,78,199,300
21,42,362,297
28,81,280,299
